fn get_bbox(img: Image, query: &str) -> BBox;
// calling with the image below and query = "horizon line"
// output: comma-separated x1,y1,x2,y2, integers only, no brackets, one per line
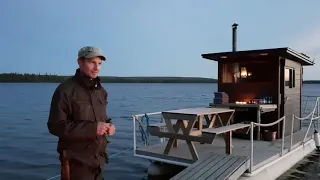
1,72,320,81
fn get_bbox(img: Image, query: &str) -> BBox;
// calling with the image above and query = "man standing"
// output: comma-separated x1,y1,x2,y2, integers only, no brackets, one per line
47,46,116,180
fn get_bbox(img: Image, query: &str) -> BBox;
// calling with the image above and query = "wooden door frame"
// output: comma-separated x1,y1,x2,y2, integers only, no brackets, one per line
278,57,285,139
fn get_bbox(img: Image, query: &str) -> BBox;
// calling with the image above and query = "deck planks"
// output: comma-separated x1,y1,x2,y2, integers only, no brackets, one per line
170,153,249,180
214,156,249,180
170,153,221,180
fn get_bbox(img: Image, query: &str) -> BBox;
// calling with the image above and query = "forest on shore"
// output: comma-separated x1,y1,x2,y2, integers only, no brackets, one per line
1,72,320,84
0,73,218,83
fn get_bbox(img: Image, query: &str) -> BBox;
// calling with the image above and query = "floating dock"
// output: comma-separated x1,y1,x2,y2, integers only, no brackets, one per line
134,118,316,179
136,128,312,169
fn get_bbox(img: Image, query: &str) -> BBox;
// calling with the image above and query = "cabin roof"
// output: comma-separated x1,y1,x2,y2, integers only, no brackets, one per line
201,47,315,66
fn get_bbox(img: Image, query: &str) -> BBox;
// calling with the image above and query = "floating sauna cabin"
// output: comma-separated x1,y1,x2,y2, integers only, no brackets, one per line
202,48,314,138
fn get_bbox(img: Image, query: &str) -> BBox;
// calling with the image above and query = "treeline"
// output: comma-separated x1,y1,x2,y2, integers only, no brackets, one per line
303,80,320,84
1,73,320,84
0,73,68,82
0,73,218,83
100,77,218,83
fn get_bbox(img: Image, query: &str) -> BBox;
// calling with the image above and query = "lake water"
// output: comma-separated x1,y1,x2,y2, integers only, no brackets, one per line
0,83,319,180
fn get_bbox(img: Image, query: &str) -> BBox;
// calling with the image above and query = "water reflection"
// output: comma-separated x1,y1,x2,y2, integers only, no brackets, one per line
277,150,320,180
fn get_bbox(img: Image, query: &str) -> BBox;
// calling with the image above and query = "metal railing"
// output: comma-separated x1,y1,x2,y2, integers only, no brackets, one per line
302,95,319,117
248,96,320,174
249,116,286,173
291,97,320,151
302,95,311,115
133,97,320,174
133,112,163,152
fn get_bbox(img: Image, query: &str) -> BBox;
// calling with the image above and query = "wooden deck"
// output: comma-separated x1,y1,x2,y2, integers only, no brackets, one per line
135,128,313,171
170,153,249,180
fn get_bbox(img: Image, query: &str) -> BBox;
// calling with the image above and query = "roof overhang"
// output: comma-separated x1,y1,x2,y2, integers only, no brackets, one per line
201,47,315,66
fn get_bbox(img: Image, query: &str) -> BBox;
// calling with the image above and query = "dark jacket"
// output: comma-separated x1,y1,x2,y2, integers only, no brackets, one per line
47,68,111,168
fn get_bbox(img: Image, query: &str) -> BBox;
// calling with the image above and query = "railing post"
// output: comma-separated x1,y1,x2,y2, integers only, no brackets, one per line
317,98,319,132
160,114,166,143
133,116,136,152
302,98,318,143
160,126,165,143
303,118,313,143
303,96,309,116
290,115,294,151
250,122,254,173
281,116,285,156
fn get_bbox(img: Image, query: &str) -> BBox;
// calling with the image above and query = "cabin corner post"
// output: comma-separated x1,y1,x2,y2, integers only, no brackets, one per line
277,57,283,139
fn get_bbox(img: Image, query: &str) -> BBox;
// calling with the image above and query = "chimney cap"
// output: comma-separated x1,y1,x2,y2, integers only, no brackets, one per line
232,23,238,28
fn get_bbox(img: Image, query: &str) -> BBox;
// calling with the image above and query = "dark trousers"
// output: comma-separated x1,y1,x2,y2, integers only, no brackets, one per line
60,160,104,180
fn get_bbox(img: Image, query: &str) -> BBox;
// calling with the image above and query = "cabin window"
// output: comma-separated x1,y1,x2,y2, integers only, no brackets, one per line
221,61,275,83
285,67,295,88
222,63,239,83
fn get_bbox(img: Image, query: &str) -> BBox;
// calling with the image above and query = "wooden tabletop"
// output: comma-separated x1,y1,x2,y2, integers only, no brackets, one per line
162,107,234,116
210,103,277,109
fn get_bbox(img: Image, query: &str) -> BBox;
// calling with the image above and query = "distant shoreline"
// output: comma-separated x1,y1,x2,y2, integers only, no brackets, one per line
0,73,217,83
0,73,320,84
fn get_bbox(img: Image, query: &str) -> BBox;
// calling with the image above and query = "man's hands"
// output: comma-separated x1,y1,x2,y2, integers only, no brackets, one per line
97,122,116,136
107,123,116,136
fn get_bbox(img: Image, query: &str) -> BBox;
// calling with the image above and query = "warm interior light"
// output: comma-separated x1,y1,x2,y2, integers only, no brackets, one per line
248,72,252,76
240,67,247,78
260,53,268,56
235,101,247,104
220,56,227,58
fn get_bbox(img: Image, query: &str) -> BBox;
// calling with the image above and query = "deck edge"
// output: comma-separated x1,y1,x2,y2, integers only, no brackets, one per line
239,135,316,180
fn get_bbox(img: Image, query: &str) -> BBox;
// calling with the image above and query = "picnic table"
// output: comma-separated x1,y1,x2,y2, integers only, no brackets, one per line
149,107,250,160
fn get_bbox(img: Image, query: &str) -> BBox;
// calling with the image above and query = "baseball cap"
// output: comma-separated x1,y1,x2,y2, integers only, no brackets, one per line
78,46,106,60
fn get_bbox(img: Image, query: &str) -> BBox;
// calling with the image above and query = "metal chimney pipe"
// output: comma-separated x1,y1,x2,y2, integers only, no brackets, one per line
232,23,238,52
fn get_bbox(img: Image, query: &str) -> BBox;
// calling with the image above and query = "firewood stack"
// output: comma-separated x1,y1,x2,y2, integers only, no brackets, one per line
213,92,229,104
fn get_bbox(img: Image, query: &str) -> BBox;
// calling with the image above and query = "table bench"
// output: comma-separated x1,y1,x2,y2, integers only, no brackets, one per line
202,123,251,154
202,123,251,134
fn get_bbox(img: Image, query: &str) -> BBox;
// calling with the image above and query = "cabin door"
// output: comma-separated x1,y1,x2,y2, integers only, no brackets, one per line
283,63,301,137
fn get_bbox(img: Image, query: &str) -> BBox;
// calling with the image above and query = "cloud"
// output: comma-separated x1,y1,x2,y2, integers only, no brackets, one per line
289,27,320,80
290,27,320,59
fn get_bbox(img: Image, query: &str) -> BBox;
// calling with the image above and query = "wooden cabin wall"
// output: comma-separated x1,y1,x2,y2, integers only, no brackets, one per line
283,59,302,136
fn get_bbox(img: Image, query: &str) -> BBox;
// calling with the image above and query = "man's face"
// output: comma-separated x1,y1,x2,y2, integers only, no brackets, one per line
77,57,103,79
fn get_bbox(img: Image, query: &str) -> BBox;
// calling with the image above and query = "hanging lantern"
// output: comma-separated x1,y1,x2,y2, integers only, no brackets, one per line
240,67,247,78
